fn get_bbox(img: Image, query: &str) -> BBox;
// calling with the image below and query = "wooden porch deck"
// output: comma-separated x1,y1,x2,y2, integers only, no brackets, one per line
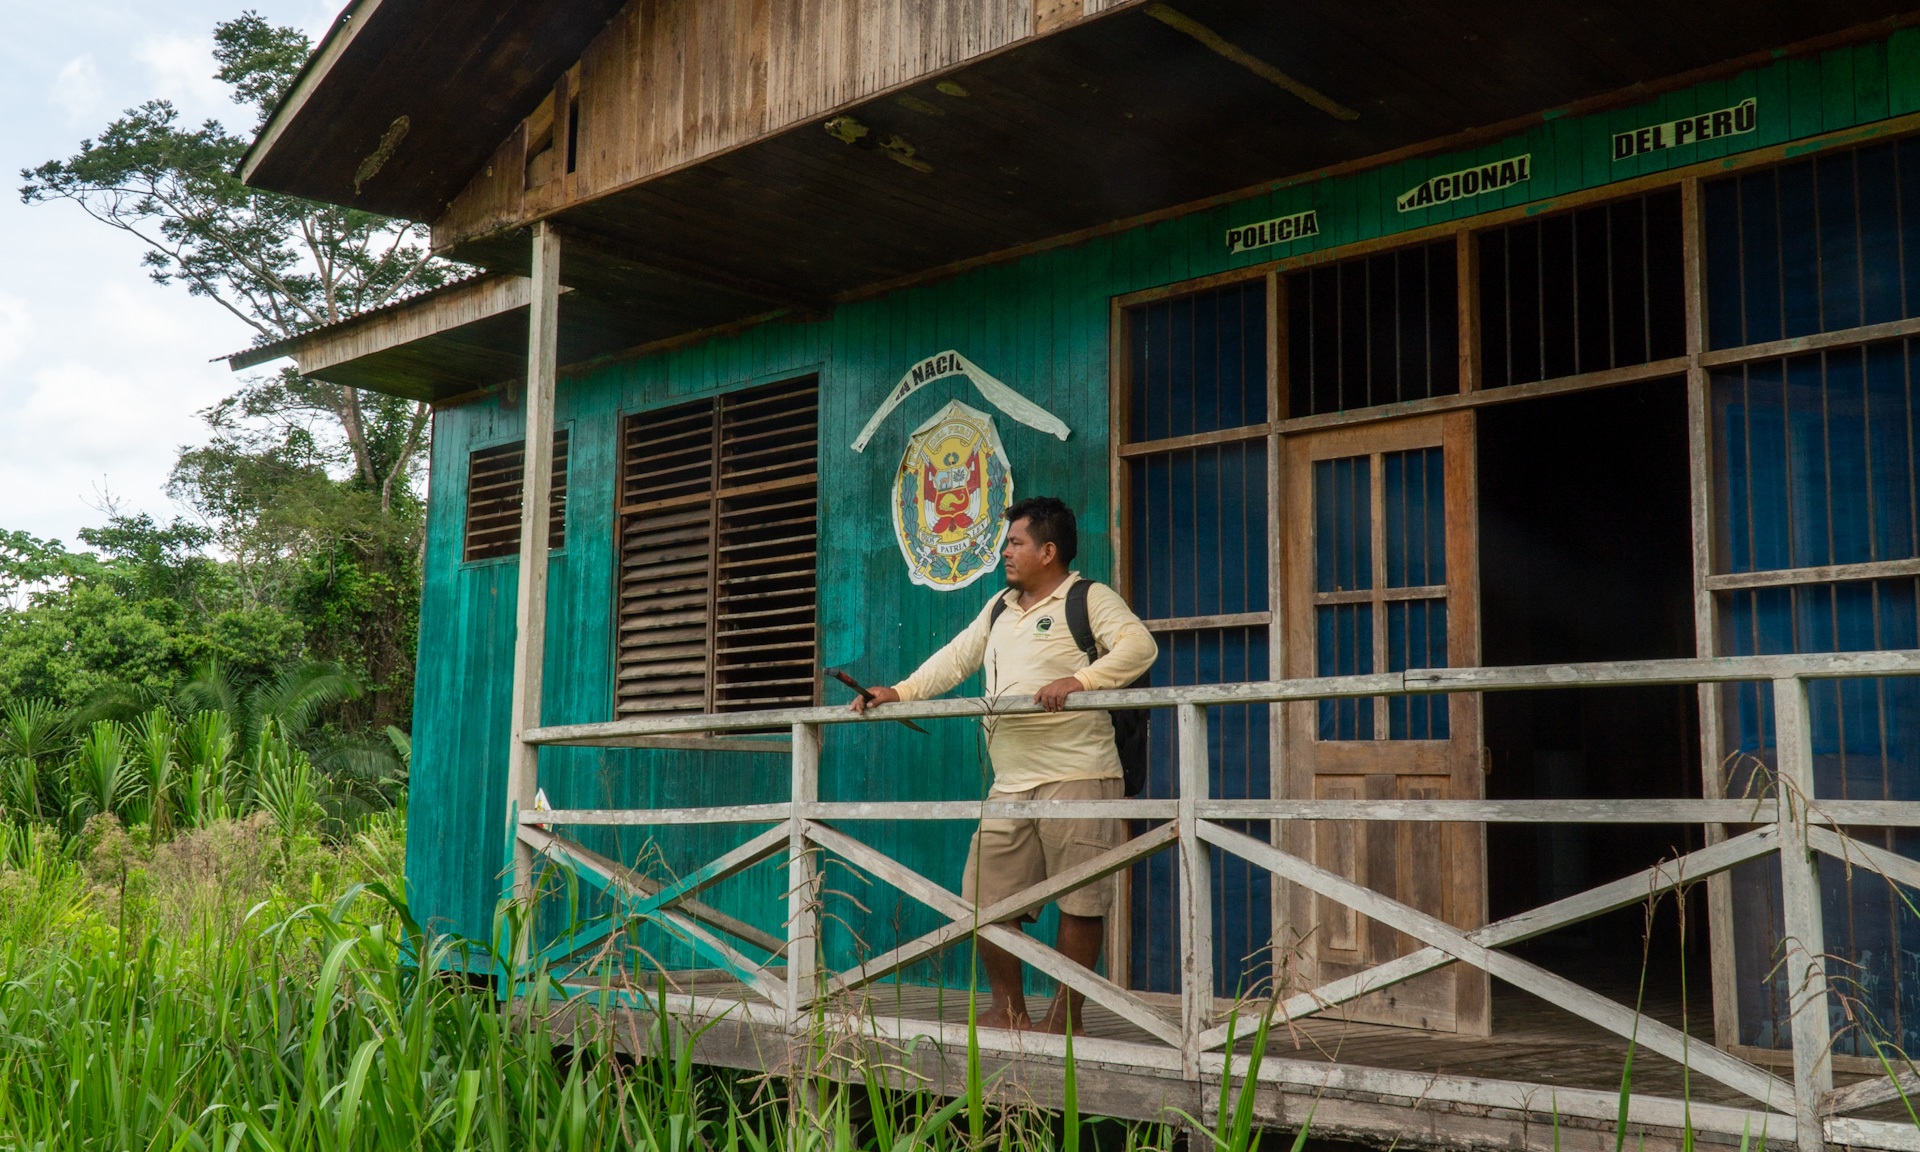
556,968,1910,1152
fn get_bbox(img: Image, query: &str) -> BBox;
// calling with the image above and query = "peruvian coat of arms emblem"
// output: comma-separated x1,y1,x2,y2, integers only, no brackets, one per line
892,400,1014,590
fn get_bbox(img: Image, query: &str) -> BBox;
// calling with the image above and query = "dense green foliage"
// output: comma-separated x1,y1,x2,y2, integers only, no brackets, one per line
15,11,447,736
0,813,1241,1152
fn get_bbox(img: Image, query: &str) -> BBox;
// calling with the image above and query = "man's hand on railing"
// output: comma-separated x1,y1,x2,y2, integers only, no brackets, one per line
1034,676,1084,713
849,685,901,714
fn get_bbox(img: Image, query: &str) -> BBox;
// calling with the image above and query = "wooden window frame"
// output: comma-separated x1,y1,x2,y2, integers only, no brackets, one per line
1108,110,1920,1034
462,425,570,564
613,377,821,719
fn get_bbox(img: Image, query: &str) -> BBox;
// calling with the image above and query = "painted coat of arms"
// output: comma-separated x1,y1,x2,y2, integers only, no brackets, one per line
893,400,1014,590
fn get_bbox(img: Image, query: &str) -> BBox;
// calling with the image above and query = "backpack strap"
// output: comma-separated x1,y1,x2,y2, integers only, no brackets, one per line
1064,579,1100,665
988,591,1010,629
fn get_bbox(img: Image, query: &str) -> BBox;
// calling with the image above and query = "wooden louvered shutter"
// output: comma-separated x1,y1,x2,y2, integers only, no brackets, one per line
616,401,718,714
713,379,819,711
614,378,819,717
463,429,569,562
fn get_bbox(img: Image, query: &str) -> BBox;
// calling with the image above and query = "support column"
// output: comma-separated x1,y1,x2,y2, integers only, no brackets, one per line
1773,675,1832,1152
1177,703,1213,1079
787,722,821,1027
505,221,562,909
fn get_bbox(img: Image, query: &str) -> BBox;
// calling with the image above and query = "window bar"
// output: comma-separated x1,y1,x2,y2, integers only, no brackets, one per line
1772,169,1789,348
1852,151,1867,334
1371,451,1389,741
1535,213,1548,385
1503,229,1516,390
1572,204,1583,374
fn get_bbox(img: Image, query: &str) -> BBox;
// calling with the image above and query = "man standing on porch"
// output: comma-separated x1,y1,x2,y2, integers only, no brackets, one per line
851,496,1158,1033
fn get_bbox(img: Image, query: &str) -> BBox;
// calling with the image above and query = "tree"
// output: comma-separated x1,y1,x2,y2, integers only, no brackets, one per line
0,517,304,710
19,12,450,510
20,13,445,727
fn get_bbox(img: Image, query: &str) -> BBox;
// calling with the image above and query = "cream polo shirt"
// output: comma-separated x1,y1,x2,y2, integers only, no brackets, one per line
892,574,1159,791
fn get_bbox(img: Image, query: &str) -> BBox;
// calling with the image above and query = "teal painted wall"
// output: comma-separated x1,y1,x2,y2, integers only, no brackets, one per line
406,31,1920,976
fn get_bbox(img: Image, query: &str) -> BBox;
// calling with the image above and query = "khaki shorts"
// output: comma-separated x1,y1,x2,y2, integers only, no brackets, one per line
961,777,1123,921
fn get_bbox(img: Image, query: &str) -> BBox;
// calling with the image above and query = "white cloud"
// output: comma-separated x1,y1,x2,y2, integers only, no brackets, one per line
0,0,336,543
133,32,230,122
48,55,103,124
0,294,29,369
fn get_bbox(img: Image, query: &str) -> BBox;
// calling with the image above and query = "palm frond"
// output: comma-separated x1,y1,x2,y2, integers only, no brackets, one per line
249,661,362,741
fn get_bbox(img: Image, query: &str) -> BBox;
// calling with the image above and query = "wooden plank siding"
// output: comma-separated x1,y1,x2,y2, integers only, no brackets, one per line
407,29,1920,988
435,0,1086,248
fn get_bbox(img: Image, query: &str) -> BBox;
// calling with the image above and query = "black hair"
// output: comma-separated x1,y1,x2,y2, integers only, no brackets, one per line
1006,496,1078,565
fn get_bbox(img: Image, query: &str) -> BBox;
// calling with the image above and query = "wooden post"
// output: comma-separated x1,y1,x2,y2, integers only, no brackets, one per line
505,221,562,911
1267,270,1292,991
1772,676,1832,1152
787,721,821,1027
1681,174,1742,1051
1177,703,1214,1078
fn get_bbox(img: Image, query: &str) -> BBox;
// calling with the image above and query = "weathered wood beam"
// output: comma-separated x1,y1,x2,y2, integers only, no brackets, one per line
529,797,1920,827
522,650,1920,745
553,223,828,316
802,820,1185,1047
1195,821,1790,1107
1774,678,1834,1152
557,977,1808,1147
1705,557,1920,592
1176,703,1213,1075
517,823,785,954
528,803,795,826
505,226,561,910
1698,313,1920,368
1193,826,1779,1051
786,723,821,1026
520,824,789,1005
227,273,542,373
825,822,1179,997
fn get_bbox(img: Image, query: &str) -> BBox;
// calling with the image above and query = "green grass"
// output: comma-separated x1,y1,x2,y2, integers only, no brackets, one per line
0,814,1294,1152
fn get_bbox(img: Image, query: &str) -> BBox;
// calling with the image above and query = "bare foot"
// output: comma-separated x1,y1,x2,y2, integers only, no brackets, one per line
1039,1000,1085,1036
975,1003,1031,1031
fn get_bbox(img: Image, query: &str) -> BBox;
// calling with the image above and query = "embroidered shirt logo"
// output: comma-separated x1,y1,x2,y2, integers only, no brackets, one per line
1035,616,1054,633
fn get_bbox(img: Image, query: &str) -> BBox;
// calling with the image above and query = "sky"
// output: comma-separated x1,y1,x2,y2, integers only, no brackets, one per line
0,0,339,546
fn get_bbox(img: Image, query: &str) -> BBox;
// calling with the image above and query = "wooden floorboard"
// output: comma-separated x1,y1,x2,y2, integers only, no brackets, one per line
550,966,1916,1149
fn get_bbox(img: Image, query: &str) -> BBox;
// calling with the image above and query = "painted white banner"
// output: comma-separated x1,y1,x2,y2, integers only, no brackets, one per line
850,349,1071,453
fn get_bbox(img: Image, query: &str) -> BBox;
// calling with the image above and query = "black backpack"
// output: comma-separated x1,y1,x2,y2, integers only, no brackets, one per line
989,580,1152,796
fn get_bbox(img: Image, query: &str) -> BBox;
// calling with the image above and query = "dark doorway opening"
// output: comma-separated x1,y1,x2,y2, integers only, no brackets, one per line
1477,378,1704,1008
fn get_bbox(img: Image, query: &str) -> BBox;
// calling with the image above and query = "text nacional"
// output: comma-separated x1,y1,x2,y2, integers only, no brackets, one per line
1396,154,1532,213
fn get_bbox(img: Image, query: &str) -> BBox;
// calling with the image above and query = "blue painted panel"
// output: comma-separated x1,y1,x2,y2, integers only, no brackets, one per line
1384,447,1446,588
1316,604,1374,741
1713,344,1920,573
1386,600,1449,740
1129,627,1270,997
1127,281,1266,441
1313,457,1372,594
1125,281,1271,998
1720,578,1920,1054
1706,138,1920,349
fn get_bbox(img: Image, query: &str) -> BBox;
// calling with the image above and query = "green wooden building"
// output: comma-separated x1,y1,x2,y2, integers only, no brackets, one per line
232,1,1920,1146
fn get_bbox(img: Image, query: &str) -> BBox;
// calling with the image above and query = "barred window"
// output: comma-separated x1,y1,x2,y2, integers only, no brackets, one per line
1478,189,1684,388
462,428,568,561
616,378,819,715
1287,239,1458,416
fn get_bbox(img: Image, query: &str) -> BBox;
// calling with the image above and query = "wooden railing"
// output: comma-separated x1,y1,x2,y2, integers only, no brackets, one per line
515,650,1920,1152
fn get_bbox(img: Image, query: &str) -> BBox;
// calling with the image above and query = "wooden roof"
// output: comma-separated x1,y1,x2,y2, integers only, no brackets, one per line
239,0,630,220
236,0,1920,400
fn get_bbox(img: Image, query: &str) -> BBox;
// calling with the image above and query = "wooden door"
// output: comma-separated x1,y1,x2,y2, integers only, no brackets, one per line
1281,411,1488,1035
